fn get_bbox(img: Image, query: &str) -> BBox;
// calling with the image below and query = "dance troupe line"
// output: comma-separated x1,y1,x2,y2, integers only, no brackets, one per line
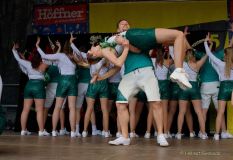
8,20,233,147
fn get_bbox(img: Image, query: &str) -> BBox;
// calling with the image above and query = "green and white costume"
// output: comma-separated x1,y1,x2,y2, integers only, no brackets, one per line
204,42,233,101
37,48,77,98
12,49,45,99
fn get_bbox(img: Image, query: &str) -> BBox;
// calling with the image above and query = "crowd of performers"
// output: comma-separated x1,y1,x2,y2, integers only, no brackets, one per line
7,20,233,147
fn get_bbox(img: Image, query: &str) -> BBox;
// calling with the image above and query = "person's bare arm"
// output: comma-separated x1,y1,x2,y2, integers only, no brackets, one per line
196,54,208,71
97,66,121,81
103,37,129,67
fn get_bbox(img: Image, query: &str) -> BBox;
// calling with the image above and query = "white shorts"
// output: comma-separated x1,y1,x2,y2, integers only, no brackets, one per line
76,83,89,108
44,83,57,108
200,81,220,109
0,76,2,102
117,67,160,103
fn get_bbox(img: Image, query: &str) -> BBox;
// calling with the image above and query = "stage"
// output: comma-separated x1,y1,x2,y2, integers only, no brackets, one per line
0,132,233,160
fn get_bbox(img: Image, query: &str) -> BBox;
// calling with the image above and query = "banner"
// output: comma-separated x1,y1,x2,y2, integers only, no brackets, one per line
32,4,89,34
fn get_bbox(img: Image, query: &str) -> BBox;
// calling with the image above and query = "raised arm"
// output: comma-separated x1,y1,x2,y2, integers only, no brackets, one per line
97,66,121,81
70,33,88,61
12,43,31,69
196,54,208,71
102,37,129,67
55,40,61,53
204,34,224,68
36,37,61,61
229,22,233,47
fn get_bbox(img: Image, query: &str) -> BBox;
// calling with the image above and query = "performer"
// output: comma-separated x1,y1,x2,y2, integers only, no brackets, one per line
204,33,233,140
36,38,78,138
12,43,49,136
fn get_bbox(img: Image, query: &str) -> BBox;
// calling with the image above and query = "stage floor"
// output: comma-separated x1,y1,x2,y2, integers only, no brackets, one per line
0,132,233,160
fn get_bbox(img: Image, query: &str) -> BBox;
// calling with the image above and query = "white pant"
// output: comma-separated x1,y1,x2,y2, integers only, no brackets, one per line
117,67,160,103
44,83,57,108
76,83,89,108
200,81,220,109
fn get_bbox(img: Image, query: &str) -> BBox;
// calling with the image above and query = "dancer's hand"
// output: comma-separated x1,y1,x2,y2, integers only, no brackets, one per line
205,33,211,42
36,37,40,48
12,42,19,50
184,26,190,36
55,40,61,48
115,35,126,45
70,32,76,44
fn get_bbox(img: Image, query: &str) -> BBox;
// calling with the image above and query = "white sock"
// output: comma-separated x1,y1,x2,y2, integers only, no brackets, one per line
92,125,97,131
76,124,79,132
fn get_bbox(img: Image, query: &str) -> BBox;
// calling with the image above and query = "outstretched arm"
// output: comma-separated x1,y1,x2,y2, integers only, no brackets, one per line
97,66,121,81
196,54,208,71
12,43,31,69
103,37,129,67
36,37,61,61
204,33,225,68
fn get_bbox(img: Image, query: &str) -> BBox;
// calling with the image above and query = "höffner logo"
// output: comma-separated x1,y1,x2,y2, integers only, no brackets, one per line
33,5,87,25
38,8,84,20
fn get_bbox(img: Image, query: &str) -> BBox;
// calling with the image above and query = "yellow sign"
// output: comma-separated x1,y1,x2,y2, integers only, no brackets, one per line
90,1,227,33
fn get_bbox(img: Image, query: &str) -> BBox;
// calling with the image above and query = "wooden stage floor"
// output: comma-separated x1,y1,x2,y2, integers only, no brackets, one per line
0,132,233,160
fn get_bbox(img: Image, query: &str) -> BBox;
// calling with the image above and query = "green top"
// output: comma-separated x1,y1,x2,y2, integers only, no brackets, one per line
124,50,153,75
196,50,224,82
77,66,91,83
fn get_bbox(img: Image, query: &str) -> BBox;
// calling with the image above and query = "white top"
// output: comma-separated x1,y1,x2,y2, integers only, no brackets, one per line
169,46,198,81
108,63,122,83
183,62,198,82
90,58,108,77
12,49,44,80
151,58,169,80
37,47,76,75
204,41,233,81
106,31,126,55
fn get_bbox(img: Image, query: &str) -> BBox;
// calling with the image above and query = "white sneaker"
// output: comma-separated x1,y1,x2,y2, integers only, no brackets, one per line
52,130,59,137
144,132,151,139
221,131,233,139
164,133,168,139
59,129,66,136
190,131,196,138
129,132,139,138
170,68,192,90
103,131,112,138
38,130,50,136
154,131,158,137
92,130,101,136
167,132,173,138
214,133,220,140
75,131,81,137
116,132,122,138
175,133,182,140
108,137,130,146
70,131,77,138
199,132,208,140
82,131,88,137
21,130,31,136
157,134,169,147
